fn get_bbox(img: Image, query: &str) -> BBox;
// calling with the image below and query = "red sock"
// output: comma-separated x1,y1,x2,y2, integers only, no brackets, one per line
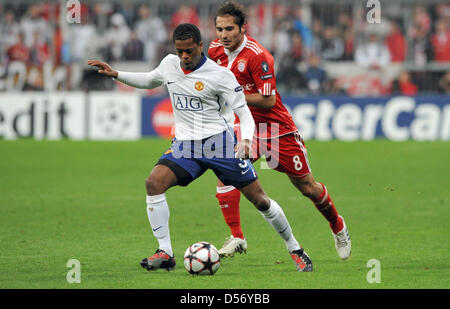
312,183,343,234
216,186,244,239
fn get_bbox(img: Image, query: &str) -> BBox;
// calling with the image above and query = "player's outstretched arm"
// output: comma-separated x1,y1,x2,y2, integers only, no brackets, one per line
88,59,164,89
87,60,118,78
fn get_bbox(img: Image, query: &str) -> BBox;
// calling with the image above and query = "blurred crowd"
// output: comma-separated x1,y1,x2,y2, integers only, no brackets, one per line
1,1,450,95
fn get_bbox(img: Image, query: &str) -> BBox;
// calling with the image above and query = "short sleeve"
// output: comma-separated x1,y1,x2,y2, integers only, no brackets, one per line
248,52,276,96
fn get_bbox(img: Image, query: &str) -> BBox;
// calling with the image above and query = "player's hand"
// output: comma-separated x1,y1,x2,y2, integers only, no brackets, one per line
87,60,118,78
235,139,252,159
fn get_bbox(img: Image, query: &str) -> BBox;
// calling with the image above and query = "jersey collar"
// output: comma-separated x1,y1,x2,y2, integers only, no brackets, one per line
180,53,207,74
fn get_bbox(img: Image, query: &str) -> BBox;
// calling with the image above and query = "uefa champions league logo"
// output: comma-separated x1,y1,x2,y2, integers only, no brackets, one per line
96,100,132,137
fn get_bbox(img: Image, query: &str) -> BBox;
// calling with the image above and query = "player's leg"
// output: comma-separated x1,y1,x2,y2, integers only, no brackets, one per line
141,164,178,271
205,129,311,270
141,145,205,271
216,179,242,239
265,132,339,229
239,180,313,272
215,123,255,257
270,132,351,259
288,174,342,232
215,178,247,257
289,174,351,259
206,157,312,270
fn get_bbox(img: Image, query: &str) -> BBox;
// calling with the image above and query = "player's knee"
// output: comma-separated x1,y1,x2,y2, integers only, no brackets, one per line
145,175,166,195
250,194,270,211
299,183,316,199
240,181,270,211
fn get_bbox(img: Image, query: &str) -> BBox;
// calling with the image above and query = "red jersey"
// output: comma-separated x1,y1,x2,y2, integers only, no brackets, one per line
431,31,450,62
208,35,297,139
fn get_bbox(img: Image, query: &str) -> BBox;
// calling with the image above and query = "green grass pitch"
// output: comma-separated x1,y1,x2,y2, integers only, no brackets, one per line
0,139,448,289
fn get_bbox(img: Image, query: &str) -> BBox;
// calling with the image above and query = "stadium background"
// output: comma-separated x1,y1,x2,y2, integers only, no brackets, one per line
0,0,449,291
0,0,449,141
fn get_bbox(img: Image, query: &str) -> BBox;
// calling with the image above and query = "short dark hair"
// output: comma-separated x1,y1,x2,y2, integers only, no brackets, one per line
215,1,247,28
173,23,202,44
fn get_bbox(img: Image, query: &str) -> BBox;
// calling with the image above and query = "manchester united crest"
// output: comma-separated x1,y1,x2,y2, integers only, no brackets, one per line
195,81,204,91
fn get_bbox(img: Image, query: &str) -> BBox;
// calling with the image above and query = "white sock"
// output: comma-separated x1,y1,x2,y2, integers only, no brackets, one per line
216,185,236,194
260,199,301,252
146,194,173,256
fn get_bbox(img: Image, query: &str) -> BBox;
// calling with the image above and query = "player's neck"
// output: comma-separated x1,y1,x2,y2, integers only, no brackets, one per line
180,53,207,74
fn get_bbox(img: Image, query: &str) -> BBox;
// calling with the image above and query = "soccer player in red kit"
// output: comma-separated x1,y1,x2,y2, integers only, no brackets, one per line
208,1,351,260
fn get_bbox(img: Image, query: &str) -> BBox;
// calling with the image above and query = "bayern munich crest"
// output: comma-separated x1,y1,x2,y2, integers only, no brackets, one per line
237,59,247,72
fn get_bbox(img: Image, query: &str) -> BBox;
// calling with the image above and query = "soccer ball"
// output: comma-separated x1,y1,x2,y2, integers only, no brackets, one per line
184,241,220,275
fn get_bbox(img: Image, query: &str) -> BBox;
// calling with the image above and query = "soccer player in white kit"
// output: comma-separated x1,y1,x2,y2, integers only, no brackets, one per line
88,23,313,272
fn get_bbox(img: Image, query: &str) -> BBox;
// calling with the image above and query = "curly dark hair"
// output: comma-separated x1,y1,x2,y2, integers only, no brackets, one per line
215,1,247,28
173,23,202,44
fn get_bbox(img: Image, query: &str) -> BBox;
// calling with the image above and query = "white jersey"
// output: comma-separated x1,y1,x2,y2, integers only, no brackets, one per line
117,54,246,140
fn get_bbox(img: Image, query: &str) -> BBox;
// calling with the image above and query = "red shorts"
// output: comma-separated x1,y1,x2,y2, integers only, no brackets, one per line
252,132,311,177
234,124,311,177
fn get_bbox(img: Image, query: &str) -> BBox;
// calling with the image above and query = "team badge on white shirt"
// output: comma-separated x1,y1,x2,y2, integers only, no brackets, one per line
149,54,246,140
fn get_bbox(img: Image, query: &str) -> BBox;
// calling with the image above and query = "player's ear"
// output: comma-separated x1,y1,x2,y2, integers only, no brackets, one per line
240,24,246,34
199,41,204,50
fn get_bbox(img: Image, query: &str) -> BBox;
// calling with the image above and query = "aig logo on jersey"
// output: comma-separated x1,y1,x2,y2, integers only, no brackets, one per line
173,93,203,111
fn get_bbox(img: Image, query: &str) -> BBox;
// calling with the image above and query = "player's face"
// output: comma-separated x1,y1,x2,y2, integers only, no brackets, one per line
174,38,204,71
215,15,245,52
